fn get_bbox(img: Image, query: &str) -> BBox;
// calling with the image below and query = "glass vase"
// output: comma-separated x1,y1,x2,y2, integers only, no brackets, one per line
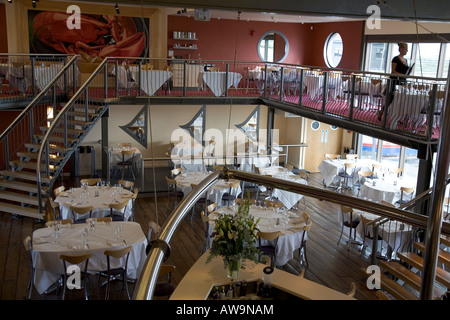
226,257,241,279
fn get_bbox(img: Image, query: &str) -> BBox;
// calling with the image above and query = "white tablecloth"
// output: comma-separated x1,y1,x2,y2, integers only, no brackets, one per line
209,206,309,266
31,221,147,294
138,70,173,96
388,90,428,130
355,210,413,256
304,75,324,100
170,141,205,172
198,71,242,97
56,186,135,221
175,172,241,206
108,147,142,169
359,176,416,204
318,159,377,187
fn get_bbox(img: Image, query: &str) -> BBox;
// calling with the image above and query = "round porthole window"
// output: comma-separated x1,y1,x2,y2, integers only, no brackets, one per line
324,32,343,68
311,121,320,131
330,125,338,130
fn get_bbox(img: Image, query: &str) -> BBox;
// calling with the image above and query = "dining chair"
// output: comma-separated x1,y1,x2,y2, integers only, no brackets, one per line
346,282,357,298
48,197,61,221
108,199,130,221
189,183,209,220
395,186,416,206
80,178,101,186
298,212,312,267
346,154,358,160
101,246,133,300
264,200,284,209
70,205,94,224
153,265,176,299
337,205,359,247
298,169,310,181
53,185,65,197
337,162,356,193
87,216,112,224
371,163,383,178
60,253,91,300
355,170,374,196
165,176,184,212
170,167,183,178
23,236,34,300
235,198,256,206
221,180,241,206
285,163,294,172
375,290,392,300
389,167,404,178
370,78,384,112
117,149,137,180
45,219,73,227
129,188,139,221
359,214,385,257
118,179,134,191
257,231,284,267
325,153,340,160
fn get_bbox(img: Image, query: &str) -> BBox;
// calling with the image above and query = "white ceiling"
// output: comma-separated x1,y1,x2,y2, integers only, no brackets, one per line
166,7,365,24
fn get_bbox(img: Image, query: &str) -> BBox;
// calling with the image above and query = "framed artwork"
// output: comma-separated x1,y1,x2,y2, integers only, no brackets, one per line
28,10,149,63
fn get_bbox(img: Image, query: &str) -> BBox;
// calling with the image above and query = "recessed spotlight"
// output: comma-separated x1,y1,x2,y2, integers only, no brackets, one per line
115,3,120,15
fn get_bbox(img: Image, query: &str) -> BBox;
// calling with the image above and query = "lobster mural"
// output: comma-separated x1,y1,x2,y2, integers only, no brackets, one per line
31,12,147,61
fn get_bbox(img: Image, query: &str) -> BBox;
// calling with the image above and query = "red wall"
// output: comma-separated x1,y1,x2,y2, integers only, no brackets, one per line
168,16,312,65
307,21,365,70
0,4,8,53
168,16,364,71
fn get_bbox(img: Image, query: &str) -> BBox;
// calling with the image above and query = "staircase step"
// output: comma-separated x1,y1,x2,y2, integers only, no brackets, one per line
25,143,69,154
10,160,58,172
0,179,48,194
379,260,444,298
440,235,450,247
0,202,44,219
39,126,86,136
16,151,64,162
34,134,78,144
0,190,45,207
0,170,50,184
397,251,450,288
360,267,418,300
67,110,98,117
414,242,450,269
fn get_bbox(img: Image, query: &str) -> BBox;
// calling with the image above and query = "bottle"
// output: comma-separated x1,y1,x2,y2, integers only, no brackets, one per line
219,286,226,300
227,284,234,300
212,286,220,300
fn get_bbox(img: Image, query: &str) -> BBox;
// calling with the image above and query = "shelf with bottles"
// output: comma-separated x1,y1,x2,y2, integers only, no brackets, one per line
173,44,198,50
173,31,198,40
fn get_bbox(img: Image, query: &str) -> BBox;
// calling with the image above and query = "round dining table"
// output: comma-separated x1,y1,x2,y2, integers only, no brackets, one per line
175,171,242,206
359,176,416,204
208,205,309,266
31,221,148,295
55,185,135,221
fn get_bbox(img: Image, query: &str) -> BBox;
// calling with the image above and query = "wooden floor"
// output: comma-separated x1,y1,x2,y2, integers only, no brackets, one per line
0,172,379,300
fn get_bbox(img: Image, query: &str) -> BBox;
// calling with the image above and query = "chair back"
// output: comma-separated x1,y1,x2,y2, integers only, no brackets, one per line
118,179,134,189
358,171,374,178
70,205,95,215
23,236,32,251
104,246,133,259
264,200,283,209
207,202,218,213
54,186,65,197
258,231,284,242
148,220,161,241
285,163,294,172
325,153,340,160
60,253,91,266
87,217,112,223
165,176,177,187
298,170,309,180
80,178,101,186
346,154,358,160
45,219,73,227
109,199,130,211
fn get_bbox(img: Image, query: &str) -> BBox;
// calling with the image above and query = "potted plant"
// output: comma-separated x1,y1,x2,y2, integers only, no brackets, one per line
206,198,261,279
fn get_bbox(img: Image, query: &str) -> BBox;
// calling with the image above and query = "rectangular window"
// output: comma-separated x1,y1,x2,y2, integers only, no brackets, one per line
366,43,388,72
412,43,441,78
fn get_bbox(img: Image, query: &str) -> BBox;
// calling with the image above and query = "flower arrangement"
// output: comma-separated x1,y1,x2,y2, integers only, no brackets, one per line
206,198,261,278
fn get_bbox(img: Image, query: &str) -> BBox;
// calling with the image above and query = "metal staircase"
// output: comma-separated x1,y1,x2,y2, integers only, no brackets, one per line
0,56,112,219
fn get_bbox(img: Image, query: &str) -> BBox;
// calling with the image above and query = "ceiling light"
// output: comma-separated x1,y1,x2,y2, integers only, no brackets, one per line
177,8,187,15
7,0,12,3
115,3,120,15
32,0,37,8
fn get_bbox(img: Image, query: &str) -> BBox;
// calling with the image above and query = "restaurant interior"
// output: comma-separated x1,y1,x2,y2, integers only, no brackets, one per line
0,0,450,302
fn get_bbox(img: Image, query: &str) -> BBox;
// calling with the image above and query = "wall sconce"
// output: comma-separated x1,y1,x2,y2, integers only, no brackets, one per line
115,3,120,15
32,0,38,8
8,0,13,3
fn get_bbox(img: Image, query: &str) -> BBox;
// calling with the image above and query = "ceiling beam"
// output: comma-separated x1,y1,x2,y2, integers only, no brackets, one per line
85,0,450,22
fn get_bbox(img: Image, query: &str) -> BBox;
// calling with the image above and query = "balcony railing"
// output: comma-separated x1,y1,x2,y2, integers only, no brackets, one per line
91,57,446,144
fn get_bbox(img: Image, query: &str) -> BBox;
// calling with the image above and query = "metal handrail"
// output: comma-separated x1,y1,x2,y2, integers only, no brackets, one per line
134,167,449,300
35,58,109,212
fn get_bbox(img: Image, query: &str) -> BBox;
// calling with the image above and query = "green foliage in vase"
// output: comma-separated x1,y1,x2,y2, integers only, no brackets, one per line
206,197,261,269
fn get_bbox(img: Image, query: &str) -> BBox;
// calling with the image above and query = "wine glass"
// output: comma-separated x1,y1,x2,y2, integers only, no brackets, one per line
81,227,89,247
115,224,123,241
